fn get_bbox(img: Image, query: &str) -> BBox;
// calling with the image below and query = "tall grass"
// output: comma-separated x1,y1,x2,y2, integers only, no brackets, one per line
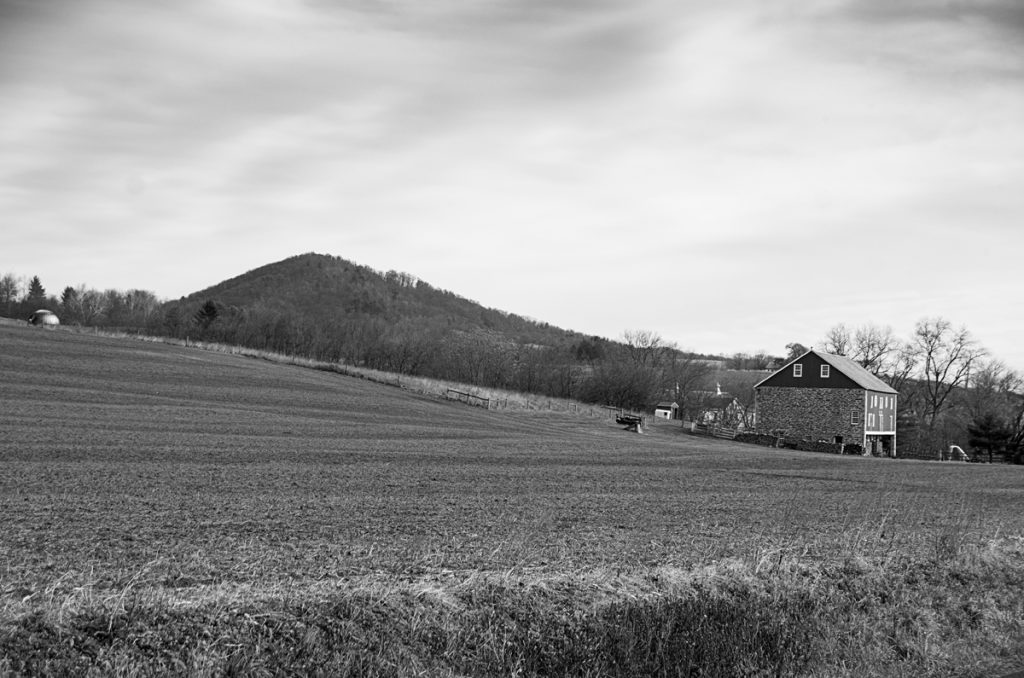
3,534,1022,677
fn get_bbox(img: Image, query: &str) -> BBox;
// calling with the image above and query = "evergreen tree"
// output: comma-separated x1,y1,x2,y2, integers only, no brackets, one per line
967,412,1011,463
194,300,219,331
60,286,80,324
26,276,46,307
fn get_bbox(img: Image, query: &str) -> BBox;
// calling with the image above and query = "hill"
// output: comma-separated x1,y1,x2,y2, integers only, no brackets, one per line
158,252,723,408
175,252,587,348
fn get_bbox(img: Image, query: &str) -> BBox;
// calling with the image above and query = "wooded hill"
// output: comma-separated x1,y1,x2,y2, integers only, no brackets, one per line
157,253,722,409
176,252,582,348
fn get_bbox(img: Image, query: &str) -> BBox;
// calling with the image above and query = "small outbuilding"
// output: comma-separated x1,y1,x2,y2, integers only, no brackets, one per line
28,309,60,326
654,401,679,420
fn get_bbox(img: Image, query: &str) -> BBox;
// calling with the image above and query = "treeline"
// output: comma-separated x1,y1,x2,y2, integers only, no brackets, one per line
0,273,162,329
170,301,719,413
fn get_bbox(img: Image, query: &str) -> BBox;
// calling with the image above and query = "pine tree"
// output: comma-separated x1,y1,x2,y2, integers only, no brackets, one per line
194,300,219,330
27,276,46,307
61,287,80,324
967,412,1011,463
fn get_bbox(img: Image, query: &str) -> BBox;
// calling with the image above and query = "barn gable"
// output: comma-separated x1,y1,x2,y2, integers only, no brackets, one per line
754,349,896,393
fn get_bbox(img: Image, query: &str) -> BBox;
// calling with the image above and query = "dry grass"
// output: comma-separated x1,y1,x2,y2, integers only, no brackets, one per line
2,538,1022,676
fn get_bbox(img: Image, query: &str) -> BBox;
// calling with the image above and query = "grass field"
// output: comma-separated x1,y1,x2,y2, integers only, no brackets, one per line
2,323,1023,676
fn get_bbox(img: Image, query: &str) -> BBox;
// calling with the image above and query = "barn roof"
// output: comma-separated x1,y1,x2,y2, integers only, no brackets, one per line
816,352,897,393
754,349,898,394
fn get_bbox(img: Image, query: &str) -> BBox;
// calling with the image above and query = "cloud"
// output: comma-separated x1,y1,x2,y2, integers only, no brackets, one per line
839,0,1024,33
1,0,1023,367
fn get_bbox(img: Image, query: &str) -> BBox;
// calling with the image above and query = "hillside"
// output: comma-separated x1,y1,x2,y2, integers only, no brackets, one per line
158,252,678,406
175,252,586,348
157,252,737,412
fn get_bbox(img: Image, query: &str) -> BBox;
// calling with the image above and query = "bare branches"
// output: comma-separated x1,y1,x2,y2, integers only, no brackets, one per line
821,324,851,356
821,323,900,376
622,329,673,369
852,325,899,374
909,317,985,426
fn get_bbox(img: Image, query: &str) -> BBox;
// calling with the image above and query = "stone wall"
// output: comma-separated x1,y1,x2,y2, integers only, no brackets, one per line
756,387,864,444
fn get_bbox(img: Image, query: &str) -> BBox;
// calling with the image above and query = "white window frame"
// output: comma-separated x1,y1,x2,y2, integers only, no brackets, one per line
793,364,803,377
820,365,830,378
868,413,876,427
851,410,861,425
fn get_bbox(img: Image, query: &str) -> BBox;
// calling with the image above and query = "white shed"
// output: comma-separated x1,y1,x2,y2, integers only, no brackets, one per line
654,401,678,420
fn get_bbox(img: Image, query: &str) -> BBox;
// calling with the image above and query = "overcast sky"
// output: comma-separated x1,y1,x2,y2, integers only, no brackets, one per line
2,0,1023,367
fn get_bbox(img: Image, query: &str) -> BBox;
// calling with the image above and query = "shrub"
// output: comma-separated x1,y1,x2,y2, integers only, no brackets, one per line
735,433,782,448
794,440,844,455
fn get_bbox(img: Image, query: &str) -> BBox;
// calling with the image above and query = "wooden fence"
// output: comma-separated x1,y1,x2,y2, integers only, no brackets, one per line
445,388,491,409
689,422,738,440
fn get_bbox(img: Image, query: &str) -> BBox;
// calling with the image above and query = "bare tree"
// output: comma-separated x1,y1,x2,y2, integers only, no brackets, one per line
622,329,672,370
821,324,851,356
823,323,900,374
885,342,919,396
123,289,161,326
909,317,985,428
965,359,1022,421
76,286,108,326
725,351,772,370
852,324,899,375
0,273,21,317
666,355,715,418
614,329,676,410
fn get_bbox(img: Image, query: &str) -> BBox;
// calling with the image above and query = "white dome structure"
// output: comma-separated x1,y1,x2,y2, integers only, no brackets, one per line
28,309,59,326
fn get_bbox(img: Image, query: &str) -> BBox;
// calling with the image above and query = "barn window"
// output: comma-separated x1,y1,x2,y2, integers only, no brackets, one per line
793,364,803,377
851,410,861,425
820,365,830,378
868,413,876,427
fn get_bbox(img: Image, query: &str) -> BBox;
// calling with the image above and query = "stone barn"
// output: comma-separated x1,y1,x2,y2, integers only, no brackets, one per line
28,310,60,326
754,349,897,456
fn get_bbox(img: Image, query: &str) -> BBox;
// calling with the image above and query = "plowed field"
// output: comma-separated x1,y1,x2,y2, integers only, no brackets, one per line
1,324,1020,595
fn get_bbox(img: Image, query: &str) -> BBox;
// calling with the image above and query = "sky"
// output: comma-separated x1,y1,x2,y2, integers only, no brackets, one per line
2,0,1023,368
